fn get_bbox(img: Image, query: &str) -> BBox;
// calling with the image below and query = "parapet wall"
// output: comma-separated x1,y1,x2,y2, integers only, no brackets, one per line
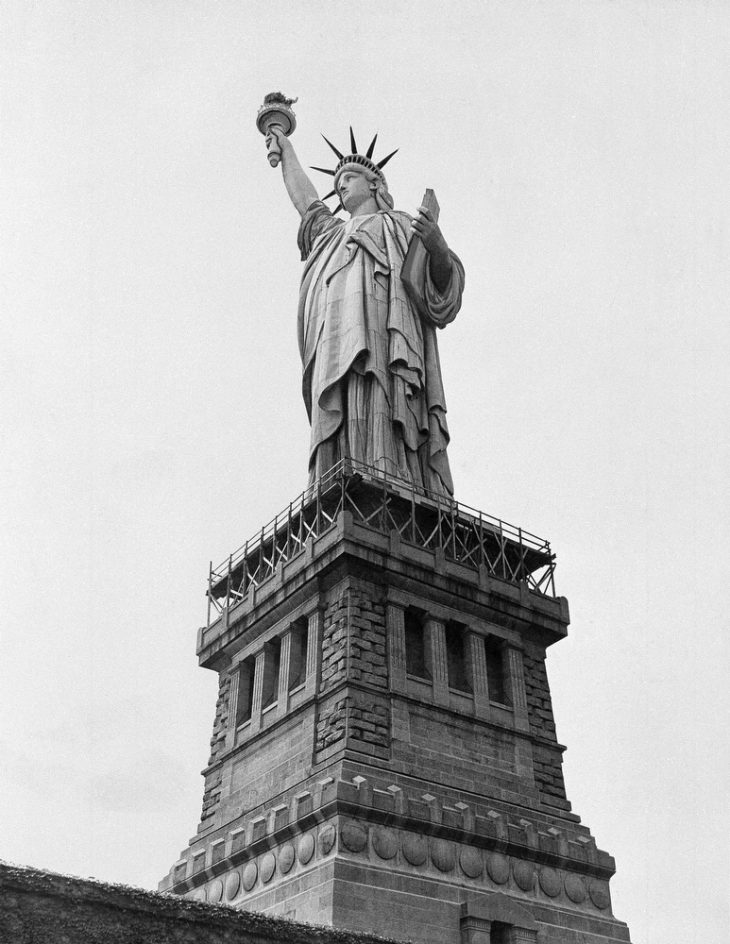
0,861,406,944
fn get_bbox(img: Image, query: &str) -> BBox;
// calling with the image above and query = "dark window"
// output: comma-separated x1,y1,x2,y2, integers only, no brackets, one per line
262,637,281,708
405,609,430,680
490,922,510,944
445,622,472,693
235,656,255,726
484,637,509,705
288,617,309,691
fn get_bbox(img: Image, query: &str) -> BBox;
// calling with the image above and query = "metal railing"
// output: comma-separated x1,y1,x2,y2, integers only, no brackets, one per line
206,460,556,628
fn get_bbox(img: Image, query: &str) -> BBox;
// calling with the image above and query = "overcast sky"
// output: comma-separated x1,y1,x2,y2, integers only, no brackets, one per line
1,2,728,942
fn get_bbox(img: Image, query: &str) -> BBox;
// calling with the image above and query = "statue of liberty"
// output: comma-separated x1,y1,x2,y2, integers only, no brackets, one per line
259,96,465,497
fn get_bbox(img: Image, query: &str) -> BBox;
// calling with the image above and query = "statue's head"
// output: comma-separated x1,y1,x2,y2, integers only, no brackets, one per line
313,131,398,214
334,158,394,213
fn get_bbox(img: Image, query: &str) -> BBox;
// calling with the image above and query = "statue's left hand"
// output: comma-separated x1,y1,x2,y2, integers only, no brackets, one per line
412,205,453,293
411,206,448,256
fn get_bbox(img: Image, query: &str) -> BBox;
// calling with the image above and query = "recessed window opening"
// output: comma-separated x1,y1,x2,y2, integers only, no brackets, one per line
484,637,509,706
490,922,510,944
404,609,430,680
445,621,471,693
236,656,255,726
288,617,309,691
262,637,281,708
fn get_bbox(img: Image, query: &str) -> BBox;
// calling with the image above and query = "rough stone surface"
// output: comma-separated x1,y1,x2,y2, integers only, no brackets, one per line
522,647,568,806
0,862,408,944
200,673,231,823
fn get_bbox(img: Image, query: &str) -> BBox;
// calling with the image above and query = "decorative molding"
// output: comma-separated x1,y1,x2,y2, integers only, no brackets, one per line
168,774,614,918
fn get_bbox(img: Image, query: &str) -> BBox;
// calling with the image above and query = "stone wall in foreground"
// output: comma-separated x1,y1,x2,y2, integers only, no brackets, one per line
0,861,406,944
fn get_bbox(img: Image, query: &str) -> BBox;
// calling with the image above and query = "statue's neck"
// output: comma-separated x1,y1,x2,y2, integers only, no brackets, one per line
348,196,380,217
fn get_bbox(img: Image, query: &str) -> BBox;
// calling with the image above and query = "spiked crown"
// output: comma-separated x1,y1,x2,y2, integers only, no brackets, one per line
311,127,398,214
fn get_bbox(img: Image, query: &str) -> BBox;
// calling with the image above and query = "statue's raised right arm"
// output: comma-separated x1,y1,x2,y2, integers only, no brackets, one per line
266,128,318,217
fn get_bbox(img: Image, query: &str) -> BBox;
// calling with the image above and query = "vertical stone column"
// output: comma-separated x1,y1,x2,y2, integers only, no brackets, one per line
506,646,530,731
226,666,240,749
249,649,266,734
425,618,449,706
276,630,293,719
387,603,406,694
305,608,322,697
466,631,490,718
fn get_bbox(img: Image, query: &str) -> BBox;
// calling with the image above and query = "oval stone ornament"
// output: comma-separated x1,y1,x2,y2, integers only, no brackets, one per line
402,833,428,866
260,852,276,884
565,873,587,903
513,860,535,891
487,853,510,885
589,880,611,910
431,838,455,873
372,827,398,860
208,878,223,903
459,846,483,878
279,843,295,874
319,823,336,856
242,861,258,891
224,870,240,901
190,887,207,902
298,832,315,864
341,822,368,854
539,866,561,897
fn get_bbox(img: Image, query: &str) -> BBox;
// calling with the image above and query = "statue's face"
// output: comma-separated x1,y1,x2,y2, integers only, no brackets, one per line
336,169,374,213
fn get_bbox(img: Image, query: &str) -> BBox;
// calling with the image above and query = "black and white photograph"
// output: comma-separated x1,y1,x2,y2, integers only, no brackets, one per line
1,3,728,942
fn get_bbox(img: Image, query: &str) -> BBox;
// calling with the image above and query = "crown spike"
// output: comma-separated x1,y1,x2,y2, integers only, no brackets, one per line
321,134,344,160
332,201,344,215
366,134,378,159
376,148,398,170
321,188,337,201
349,126,358,154
311,165,337,177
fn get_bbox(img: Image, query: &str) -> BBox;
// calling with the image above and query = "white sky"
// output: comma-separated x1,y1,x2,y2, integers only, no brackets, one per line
1,2,728,942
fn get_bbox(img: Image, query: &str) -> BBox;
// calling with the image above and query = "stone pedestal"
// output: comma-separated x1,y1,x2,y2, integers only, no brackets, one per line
160,469,632,944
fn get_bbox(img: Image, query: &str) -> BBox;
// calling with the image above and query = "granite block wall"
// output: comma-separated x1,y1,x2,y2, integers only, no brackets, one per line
522,645,568,807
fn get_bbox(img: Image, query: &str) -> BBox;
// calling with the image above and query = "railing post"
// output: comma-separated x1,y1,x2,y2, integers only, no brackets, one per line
547,543,555,596
316,476,321,535
272,513,278,571
225,554,232,630
242,540,249,595
500,521,507,580
411,485,416,545
207,561,212,629
451,503,457,560
518,527,524,582
478,511,484,571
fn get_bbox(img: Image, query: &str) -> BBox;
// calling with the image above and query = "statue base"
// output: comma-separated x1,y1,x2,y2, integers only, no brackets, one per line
160,463,632,944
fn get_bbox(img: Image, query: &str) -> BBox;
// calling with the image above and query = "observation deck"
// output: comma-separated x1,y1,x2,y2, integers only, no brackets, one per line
205,460,556,633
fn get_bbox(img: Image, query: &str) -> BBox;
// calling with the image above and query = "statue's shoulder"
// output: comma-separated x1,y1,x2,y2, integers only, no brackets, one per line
378,208,413,238
386,208,413,225
299,201,344,261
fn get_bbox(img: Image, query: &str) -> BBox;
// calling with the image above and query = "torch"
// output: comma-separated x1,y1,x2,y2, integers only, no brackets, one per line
256,92,298,167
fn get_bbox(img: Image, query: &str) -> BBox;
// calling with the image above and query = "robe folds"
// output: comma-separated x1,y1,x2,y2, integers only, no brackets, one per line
297,201,465,497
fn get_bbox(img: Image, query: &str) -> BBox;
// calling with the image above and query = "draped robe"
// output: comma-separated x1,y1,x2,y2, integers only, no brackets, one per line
297,201,465,496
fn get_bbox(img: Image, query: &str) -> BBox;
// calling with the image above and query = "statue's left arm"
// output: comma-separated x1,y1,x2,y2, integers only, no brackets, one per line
411,205,453,294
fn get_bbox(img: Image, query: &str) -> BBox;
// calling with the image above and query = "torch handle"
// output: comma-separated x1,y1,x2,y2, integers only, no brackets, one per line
265,123,285,168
